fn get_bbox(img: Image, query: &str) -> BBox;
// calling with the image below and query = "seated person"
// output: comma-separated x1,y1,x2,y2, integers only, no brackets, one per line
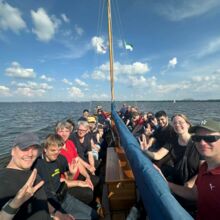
56,121,95,205
144,111,175,151
70,121,98,171
33,134,98,220
0,132,54,220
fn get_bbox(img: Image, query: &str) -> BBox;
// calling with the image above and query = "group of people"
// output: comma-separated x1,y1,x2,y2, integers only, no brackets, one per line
0,106,110,220
1,103,220,220
119,103,220,220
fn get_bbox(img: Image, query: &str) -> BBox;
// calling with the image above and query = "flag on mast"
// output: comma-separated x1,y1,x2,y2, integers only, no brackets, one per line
124,41,133,51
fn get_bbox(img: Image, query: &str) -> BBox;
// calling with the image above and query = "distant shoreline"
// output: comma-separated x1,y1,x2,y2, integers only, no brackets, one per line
0,99,219,103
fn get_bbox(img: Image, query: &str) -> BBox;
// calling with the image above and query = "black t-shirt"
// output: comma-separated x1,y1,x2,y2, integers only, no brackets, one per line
70,132,92,162
153,124,176,147
163,137,201,184
33,155,68,209
0,168,50,220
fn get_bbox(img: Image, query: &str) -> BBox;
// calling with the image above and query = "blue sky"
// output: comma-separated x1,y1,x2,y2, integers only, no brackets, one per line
1,0,220,101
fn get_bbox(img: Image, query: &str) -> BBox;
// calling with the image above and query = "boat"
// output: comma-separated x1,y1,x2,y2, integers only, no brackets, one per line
0,1,194,220
102,0,193,219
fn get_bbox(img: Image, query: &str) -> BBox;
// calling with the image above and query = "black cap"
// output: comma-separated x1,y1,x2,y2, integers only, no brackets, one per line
189,118,220,133
13,132,41,150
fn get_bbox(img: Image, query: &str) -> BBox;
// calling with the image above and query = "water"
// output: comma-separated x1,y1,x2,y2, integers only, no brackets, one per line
0,101,219,155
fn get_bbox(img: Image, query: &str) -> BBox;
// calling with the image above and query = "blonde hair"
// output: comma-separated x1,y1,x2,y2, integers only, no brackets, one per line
44,134,64,149
171,113,192,127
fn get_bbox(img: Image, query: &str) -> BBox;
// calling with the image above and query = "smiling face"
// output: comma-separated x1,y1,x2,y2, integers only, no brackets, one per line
172,115,190,135
157,116,168,128
57,127,71,142
44,144,61,162
11,145,39,170
77,124,88,138
195,128,220,160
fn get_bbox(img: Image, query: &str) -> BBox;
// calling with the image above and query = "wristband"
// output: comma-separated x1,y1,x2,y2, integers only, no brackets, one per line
2,199,19,215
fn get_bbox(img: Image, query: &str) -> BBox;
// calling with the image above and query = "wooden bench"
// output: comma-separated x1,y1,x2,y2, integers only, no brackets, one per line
105,147,136,219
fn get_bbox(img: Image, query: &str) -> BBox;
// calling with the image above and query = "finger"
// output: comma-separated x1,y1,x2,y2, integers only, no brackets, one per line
25,169,37,187
32,180,44,193
68,214,75,220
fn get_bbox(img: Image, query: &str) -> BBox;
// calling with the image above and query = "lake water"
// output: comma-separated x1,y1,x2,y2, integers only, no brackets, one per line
0,101,219,155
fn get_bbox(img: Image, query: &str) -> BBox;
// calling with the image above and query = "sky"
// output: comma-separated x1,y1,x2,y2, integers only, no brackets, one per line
1,0,220,102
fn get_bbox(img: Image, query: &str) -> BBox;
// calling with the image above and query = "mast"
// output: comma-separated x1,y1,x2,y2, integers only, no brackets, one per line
107,0,115,102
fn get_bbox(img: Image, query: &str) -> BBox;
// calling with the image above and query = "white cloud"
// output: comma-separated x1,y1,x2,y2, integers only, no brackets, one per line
14,81,52,97
62,78,73,85
91,61,150,80
68,86,84,97
40,74,54,82
0,85,11,96
74,24,84,36
61,13,69,23
31,8,60,42
198,37,220,57
75,78,88,87
0,1,26,33
156,0,220,21
90,93,109,100
168,57,177,68
5,62,36,78
91,36,107,54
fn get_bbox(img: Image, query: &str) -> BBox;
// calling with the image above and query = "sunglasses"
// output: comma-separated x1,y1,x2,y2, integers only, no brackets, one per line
192,135,220,143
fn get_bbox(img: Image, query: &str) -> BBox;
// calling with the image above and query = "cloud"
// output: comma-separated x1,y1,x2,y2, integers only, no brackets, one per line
68,86,84,97
168,57,178,68
75,78,88,87
82,72,89,79
62,78,73,85
90,93,109,100
91,36,107,54
91,61,150,80
31,8,60,42
0,85,11,96
40,74,54,82
0,1,26,33
61,13,69,23
74,24,84,36
161,57,178,75
197,37,220,57
5,62,36,78
13,81,52,97
155,0,220,21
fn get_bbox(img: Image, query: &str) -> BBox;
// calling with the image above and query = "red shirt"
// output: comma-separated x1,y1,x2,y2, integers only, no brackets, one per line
60,139,79,180
196,162,220,220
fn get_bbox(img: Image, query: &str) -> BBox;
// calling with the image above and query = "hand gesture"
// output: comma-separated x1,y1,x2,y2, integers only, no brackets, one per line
53,210,75,220
11,169,44,208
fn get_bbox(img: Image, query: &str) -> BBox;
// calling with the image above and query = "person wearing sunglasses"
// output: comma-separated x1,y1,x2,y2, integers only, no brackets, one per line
167,118,220,220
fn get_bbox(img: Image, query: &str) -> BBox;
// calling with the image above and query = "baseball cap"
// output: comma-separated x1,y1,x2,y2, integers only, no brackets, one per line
189,118,220,133
87,116,96,123
13,132,41,150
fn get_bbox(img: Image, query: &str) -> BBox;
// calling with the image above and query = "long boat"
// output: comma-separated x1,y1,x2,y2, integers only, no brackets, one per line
0,1,194,220
101,0,193,219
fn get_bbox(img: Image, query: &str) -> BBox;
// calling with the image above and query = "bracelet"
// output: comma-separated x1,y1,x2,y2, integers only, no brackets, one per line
2,199,19,215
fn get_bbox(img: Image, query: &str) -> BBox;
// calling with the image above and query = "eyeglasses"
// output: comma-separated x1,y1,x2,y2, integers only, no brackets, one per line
78,129,87,133
192,135,220,143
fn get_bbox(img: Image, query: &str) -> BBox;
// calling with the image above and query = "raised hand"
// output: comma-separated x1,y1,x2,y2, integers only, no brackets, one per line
11,169,44,209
